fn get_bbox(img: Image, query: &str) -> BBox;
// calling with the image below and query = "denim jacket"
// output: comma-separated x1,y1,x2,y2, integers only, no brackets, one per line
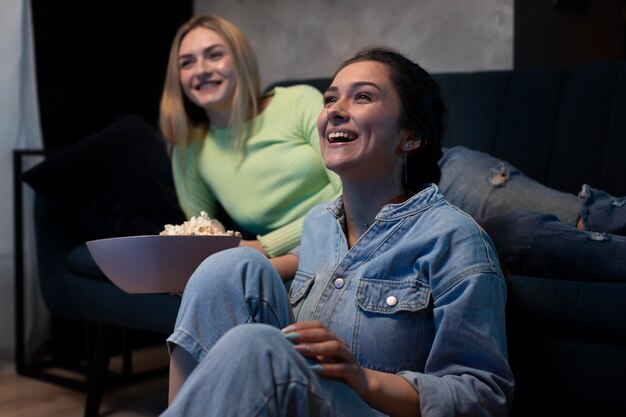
289,185,514,417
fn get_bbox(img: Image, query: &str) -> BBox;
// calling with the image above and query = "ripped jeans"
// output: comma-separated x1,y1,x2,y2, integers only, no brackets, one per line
439,146,626,281
439,146,626,235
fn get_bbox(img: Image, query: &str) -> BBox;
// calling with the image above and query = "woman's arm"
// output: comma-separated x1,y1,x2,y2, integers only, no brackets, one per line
172,144,220,219
282,321,420,417
360,369,420,417
269,253,298,281
257,216,306,258
239,240,298,281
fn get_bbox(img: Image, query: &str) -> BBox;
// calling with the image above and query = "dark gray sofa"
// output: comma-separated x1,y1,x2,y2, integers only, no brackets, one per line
21,60,626,416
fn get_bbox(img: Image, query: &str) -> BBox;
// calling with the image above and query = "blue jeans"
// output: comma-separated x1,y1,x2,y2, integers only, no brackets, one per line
439,147,626,280
480,211,626,282
439,146,626,235
162,248,384,417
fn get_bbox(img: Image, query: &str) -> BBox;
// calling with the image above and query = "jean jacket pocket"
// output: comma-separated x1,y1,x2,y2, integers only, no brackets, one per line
288,271,315,309
356,277,430,314
354,277,432,372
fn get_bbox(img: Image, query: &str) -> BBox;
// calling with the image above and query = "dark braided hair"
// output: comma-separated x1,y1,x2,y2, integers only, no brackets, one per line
334,47,445,187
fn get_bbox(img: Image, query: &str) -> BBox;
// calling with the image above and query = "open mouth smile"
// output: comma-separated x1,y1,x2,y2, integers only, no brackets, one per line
328,131,358,143
195,80,222,90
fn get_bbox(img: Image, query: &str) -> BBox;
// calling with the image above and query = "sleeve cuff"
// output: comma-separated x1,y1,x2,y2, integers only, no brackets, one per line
258,217,305,257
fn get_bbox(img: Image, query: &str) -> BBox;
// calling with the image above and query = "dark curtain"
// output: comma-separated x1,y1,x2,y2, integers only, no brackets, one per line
31,0,193,149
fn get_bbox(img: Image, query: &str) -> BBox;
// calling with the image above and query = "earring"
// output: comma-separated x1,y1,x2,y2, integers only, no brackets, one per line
403,142,413,150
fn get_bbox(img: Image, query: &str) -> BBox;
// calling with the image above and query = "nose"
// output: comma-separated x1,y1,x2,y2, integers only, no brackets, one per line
326,100,349,123
194,59,213,78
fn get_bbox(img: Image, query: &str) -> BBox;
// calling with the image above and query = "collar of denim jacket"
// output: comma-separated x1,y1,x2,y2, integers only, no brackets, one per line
325,184,443,222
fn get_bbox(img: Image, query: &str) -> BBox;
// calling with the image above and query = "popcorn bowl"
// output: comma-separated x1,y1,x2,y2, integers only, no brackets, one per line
86,235,241,294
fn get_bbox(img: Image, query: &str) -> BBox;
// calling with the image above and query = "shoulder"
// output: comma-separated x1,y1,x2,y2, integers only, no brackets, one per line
171,137,207,171
431,199,495,248
303,198,339,226
263,85,323,124
401,186,500,266
431,201,502,273
270,84,323,103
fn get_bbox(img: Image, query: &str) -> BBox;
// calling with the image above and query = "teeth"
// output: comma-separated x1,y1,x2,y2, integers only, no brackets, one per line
328,132,357,142
197,81,220,90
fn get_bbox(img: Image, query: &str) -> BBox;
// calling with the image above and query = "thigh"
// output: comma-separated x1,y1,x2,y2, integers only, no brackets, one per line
480,210,626,282
163,324,384,417
440,146,581,224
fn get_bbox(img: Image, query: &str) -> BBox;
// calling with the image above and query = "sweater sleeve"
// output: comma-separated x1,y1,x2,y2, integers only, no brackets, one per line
258,215,305,257
171,142,220,220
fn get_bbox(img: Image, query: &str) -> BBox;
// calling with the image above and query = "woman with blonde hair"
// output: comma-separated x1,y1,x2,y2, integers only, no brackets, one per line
159,13,341,280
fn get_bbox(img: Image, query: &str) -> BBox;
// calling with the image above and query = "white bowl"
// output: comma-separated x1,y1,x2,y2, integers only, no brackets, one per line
86,235,241,294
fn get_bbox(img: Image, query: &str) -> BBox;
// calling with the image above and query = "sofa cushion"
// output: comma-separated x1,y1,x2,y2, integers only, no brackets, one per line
67,243,108,280
23,115,186,240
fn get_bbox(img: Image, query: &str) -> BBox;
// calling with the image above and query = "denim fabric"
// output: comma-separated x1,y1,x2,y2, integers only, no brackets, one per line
164,248,384,417
579,184,626,235
438,146,626,281
165,187,514,416
439,146,626,235
438,146,583,225
163,324,384,417
166,248,294,362
292,186,514,416
481,211,626,282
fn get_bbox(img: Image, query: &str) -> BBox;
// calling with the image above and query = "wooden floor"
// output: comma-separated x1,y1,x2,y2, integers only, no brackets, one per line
0,346,169,417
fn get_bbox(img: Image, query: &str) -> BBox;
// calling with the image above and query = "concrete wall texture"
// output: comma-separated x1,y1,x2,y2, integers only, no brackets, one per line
195,0,513,89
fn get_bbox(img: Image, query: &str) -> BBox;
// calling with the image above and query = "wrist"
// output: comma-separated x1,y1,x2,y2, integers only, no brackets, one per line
360,367,380,399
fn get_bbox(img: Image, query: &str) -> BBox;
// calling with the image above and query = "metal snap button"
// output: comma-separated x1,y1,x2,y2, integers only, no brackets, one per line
334,278,344,289
386,295,398,307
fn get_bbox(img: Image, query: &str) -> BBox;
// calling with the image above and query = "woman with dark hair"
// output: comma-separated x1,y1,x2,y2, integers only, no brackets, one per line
162,46,514,417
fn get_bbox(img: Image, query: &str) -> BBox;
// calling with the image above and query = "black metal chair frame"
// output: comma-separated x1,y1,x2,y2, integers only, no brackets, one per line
13,149,167,417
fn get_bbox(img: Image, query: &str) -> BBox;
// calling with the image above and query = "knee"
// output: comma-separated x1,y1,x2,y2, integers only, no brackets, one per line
204,246,267,266
185,247,270,291
216,323,286,356
185,246,279,295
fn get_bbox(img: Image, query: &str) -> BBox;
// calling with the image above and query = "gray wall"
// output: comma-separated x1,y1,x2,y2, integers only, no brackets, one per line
195,0,513,90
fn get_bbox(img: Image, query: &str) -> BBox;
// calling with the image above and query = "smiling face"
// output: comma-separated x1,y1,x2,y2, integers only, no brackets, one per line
178,27,237,126
318,61,413,183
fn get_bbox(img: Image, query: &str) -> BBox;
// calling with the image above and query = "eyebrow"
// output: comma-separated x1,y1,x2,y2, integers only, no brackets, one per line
325,81,383,94
178,44,225,60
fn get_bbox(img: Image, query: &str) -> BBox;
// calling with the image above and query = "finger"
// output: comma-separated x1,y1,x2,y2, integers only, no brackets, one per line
294,340,354,363
281,320,323,333
283,327,338,344
291,328,336,343
312,362,360,378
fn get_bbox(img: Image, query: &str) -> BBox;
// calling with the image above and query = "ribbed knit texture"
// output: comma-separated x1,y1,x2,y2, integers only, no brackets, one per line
172,85,342,257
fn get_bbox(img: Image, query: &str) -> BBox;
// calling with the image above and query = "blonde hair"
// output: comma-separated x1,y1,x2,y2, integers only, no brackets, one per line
159,13,261,157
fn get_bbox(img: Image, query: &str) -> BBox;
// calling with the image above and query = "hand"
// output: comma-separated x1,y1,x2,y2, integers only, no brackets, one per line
239,239,268,257
282,321,368,397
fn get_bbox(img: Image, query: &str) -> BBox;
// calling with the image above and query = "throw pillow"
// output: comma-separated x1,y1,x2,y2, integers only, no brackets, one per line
23,115,185,239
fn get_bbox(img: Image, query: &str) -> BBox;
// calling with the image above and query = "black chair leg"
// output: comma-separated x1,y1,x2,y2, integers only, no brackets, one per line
84,324,112,417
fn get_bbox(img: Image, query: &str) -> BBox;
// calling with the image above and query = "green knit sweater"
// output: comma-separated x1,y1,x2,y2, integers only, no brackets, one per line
172,85,342,257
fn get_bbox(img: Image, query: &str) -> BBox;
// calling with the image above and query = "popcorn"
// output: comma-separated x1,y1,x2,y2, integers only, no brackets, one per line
160,211,241,237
